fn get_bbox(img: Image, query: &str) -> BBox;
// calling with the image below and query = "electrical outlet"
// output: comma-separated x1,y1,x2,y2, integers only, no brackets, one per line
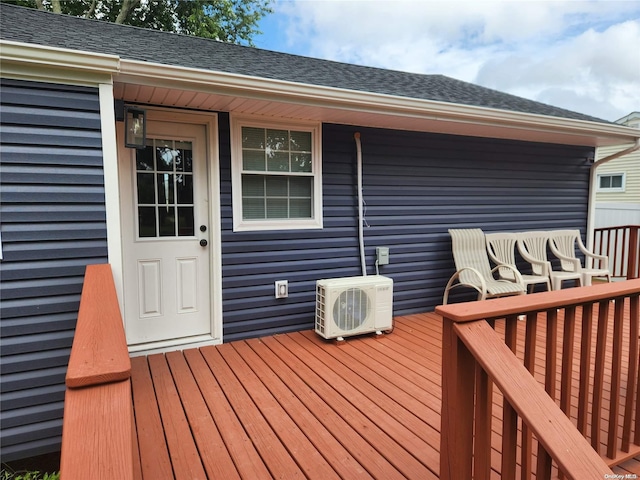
275,280,288,298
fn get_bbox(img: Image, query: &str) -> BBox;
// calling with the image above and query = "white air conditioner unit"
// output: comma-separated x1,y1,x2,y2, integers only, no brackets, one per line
315,275,393,340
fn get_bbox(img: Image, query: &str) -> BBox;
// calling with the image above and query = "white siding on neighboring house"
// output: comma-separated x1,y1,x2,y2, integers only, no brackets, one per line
594,113,640,228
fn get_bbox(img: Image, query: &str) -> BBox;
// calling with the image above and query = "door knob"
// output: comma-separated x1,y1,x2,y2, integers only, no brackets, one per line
200,239,208,247
200,225,207,232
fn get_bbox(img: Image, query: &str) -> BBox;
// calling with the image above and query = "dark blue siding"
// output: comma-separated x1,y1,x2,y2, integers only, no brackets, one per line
0,79,108,461
220,120,592,341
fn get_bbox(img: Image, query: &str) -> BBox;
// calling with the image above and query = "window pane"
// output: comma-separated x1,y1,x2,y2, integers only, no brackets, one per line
177,207,194,236
266,176,288,196
137,173,155,204
243,198,265,219
290,131,311,152
176,142,192,172
159,206,176,236
157,173,174,204
176,174,193,204
266,198,288,218
138,207,156,237
156,143,176,171
612,175,623,188
600,176,611,188
266,129,288,152
136,145,155,171
242,127,265,149
267,151,290,172
242,175,265,196
290,198,312,218
243,150,266,171
289,177,312,196
291,153,312,172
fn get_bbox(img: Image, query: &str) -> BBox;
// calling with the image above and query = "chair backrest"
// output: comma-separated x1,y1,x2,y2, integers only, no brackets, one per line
517,231,550,276
485,232,518,280
548,229,581,270
449,228,494,286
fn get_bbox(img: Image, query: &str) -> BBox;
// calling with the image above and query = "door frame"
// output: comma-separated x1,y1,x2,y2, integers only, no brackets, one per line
113,107,223,353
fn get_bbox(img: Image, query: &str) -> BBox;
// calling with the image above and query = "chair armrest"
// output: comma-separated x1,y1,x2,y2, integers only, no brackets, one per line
516,243,552,275
443,267,487,304
548,242,582,272
576,240,609,269
490,264,523,285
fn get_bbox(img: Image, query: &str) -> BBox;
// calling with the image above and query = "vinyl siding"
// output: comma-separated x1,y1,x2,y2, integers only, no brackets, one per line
0,79,107,461
595,144,640,204
220,120,593,341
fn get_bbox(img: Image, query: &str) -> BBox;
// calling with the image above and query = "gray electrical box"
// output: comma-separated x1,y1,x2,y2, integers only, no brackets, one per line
376,247,390,265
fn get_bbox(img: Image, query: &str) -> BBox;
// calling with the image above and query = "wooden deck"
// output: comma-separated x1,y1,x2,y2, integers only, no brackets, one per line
130,311,640,479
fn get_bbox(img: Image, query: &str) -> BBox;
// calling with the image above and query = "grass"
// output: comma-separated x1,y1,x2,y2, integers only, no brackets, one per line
0,467,60,480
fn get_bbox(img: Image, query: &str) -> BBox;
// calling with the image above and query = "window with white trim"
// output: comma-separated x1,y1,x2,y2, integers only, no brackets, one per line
231,117,322,231
597,173,625,192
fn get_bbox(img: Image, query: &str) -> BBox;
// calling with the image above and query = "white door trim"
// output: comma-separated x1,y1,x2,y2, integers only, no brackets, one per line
113,107,222,353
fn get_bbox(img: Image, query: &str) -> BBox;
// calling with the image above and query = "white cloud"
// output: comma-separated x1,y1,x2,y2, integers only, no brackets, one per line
270,0,640,121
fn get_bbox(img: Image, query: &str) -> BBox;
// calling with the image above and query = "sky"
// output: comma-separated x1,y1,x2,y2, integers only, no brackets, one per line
253,0,640,122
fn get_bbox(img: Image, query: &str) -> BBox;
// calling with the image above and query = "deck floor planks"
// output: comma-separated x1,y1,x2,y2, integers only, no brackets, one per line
130,356,173,479
293,330,441,467
247,336,407,480
231,340,374,479
275,334,435,478
182,348,272,479
164,351,241,480
199,345,307,479
215,342,342,480
147,354,207,480
131,310,639,479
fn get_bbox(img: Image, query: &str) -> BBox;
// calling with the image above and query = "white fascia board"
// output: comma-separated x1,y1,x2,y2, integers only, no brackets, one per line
117,59,640,146
0,40,119,85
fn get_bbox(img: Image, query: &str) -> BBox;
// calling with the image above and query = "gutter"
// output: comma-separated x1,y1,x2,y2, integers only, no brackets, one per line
586,139,640,249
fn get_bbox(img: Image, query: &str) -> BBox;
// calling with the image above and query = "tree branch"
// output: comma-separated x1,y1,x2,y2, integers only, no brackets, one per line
115,0,141,24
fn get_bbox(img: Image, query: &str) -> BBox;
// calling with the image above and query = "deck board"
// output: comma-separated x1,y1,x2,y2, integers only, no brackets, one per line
131,311,640,479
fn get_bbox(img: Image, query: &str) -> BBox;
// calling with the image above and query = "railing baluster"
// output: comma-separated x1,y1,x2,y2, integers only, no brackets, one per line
521,313,537,480
537,309,558,480
607,297,625,459
502,316,518,479
623,295,639,451
578,303,593,434
560,307,576,417
591,300,610,453
474,365,492,480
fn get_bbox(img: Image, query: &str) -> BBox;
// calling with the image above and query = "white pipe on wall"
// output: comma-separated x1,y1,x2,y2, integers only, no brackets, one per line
354,132,367,276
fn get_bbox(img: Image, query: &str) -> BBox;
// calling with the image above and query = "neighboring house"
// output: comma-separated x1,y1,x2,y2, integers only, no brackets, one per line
594,111,640,228
1,4,639,461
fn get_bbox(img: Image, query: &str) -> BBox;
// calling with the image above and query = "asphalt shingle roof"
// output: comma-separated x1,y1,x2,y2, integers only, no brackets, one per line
0,3,609,124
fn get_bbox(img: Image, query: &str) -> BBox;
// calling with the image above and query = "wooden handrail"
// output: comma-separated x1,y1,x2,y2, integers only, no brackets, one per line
437,280,640,479
60,264,138,480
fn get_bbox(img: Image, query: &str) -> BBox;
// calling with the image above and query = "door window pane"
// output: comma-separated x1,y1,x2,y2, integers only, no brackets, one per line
135,138,196,238
138,207,156,237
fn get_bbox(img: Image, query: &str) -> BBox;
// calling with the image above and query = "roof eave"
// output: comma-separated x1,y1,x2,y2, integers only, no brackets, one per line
117,59,640,147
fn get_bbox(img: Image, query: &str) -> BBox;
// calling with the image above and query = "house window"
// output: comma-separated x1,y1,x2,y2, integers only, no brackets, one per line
232,117,322,231
597,173,625,192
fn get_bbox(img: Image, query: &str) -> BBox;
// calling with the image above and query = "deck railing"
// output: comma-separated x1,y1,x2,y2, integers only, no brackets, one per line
594,225,640,279
60,264,137,480
437,279,640,480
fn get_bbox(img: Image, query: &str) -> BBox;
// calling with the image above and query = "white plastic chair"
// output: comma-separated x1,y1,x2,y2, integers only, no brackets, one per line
548,229,611,286
443,229,526,304
485,232,551,293
517,231,582,290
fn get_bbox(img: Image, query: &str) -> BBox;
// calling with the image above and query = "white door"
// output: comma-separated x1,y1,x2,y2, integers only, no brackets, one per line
121,121,211,346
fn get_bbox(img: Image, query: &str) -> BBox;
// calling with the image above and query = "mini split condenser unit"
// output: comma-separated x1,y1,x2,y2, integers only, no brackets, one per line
315,275,393,340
